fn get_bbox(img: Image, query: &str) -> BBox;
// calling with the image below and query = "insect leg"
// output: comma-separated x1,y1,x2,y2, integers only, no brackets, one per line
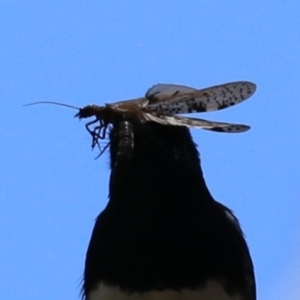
93,120,133,161
85,119,102,149
100,123,108,140
94,142,111,160
91,119,110,150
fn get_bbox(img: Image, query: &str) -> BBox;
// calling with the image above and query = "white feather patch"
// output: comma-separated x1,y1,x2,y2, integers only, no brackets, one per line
88,280,244,300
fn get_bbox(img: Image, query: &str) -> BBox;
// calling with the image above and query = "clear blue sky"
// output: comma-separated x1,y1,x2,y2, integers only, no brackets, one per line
1,1,299,299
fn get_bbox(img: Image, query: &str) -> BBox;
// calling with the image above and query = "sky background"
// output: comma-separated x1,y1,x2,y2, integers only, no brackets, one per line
1,1,299,299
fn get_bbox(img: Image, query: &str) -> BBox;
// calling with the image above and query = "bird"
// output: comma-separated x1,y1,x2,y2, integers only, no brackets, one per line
82,119,256,300
23,81,256,299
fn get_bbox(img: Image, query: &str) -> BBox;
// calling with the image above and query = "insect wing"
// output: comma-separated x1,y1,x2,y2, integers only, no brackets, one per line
145,84,197,102
145,81,256,115
107,97,149,112
145,114,250,133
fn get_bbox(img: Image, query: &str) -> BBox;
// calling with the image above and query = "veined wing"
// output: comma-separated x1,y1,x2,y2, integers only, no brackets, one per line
145,81,256,114
143,113,250,133
106,97,149,112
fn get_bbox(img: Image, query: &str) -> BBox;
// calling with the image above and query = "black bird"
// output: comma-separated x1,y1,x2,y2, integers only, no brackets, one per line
82,120,255,300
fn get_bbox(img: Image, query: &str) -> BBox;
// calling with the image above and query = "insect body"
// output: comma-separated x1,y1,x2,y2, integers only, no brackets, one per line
24,81,256,155
76,81,256,145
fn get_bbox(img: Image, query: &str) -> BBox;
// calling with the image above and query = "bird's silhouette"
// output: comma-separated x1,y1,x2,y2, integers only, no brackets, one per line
82,120,255,300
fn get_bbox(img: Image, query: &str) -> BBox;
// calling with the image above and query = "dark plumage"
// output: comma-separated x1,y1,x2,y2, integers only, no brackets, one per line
83,120,256,300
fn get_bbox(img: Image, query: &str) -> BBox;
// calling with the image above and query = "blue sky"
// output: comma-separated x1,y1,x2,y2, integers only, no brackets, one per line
1,1,299,299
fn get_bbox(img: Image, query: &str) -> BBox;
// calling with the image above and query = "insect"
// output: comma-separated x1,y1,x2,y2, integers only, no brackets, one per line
24,81,256,156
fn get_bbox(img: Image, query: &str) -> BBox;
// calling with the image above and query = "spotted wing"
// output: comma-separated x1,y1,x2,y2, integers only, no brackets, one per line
143,113,250,133
145,81,256,115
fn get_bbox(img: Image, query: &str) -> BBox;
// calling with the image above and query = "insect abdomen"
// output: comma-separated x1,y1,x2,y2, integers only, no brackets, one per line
116,120,134,160
110,119,134,182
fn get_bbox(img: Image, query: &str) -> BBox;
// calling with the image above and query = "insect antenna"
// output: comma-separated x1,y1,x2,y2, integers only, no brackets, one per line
23,101,80,110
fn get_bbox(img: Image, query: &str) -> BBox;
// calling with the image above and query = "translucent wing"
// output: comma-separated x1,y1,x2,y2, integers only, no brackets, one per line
143,113,250,133
145,81,256,115
106,97,149,112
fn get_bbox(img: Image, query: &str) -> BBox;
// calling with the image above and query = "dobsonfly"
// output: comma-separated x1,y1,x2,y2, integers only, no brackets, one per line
24,81,256,157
